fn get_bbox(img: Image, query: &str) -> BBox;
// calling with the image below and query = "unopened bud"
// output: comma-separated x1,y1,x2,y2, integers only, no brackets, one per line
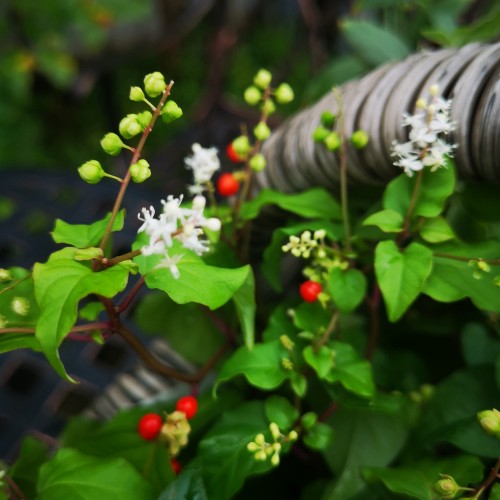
313,126,330,142
11,297,29,316
130,159,151,183
433,475,460,498
205,218,222,232
249,153,267,172
78,160,105,184
144,71,166,97
275,83,294,104
232,135,251,157
161,100,183,123
429,84,440,97
269,422,281,441
324,131,341,151
137,111,153,130
0,268,12,282
254,69,272,89
261,99,276,115
478,409,500,436
351,130,369,149
119,114,142,139
253,121,271,141
244,86,262,106
129,86,145,102
100,133,124,156
320,111,336,128
288,430,298,442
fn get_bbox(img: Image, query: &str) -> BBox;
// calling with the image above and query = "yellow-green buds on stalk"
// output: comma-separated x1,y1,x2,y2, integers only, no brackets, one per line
232,135,251,158
275,83,294,104
119,114,142,139
253,121,271,141
324,131,341,151
137,111,153,130
478,408,500,437
0,268,12,282
244,86,262,106
432,474,470,499
130,159,151,183
159,411,191,457
100,133,124,156
249,153,266,172
350,130,369,149
78,160,105,184
261,99,276,115
11,296,29,316
161,100,183,123
144,71,166,98
247,422,297,467
254,69,272,89
129,86,145,102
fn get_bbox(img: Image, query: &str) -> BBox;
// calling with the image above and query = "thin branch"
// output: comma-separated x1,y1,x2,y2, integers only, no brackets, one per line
471,456,500,499
433,253,500,265
102,249,142,268
400,169,423,241
4,475,25,500
0,274,31,296
116,276,145,314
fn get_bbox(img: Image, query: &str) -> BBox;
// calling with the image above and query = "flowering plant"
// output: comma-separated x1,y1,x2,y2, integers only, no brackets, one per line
1,69,500,500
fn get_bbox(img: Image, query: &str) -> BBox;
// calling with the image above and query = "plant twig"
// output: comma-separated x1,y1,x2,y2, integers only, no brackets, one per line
400,169,423,241
0,274,31,296
470,456,500,499
116,276,145,314
433,253,500,265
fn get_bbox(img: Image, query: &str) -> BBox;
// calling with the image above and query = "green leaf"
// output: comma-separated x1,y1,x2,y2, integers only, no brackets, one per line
327,360,375,398
419,217,455,243
290,372,308,397
37,448,154,499
303,422,334,451
362,209,403,233
340,19,410,66
158,463,208,500
293,301,331,334
240,188,341,222
134,236,251,311
375,241,433,322
363,455,484,500
0,334,42,354
264,395,299,431
52,210,125,247
10,436,50,499
461,323,500,367
491,483,500,500
262,221,342,291
232,269,256,349
303,345,334,379
328,268,367,313
33,247,130,380
383,163,456,219
214,341,290,393
198,401,272,500
423,242,500,312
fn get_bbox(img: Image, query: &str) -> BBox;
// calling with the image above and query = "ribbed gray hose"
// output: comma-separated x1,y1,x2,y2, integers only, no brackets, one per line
257,42,500,191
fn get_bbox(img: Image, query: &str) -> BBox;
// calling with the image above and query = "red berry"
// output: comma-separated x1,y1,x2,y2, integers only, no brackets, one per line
217,173,240,196
170,458,182,475
176,395,198,420
226,143,244,163
299,280,322,302
138,413,163,441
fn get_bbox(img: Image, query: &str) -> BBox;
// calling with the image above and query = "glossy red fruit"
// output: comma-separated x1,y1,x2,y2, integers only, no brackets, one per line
170,458,182,475
176,395,198,420
138,413,163,440
299,280,322,302
217,173,240,196
226,143,244,163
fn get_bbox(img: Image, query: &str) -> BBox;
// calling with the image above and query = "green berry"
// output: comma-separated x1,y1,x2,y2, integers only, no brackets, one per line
320,111,336,128
324,131,341,151
351,130,369,149
432,475,460,498
78,160,105,184
137,111,153,130
254,69,272,89
144,71,166,98
312,126,330,143
275,83,294,104
244,86,262,106
301,412,317,430
119,114,142,139
161,100,183,123
100,133,124,156
261,99,276,115
253,121,271,141
478,409,500,436
129,86,145,102
249,153,266,172
232,135,251,157
130,159,151,183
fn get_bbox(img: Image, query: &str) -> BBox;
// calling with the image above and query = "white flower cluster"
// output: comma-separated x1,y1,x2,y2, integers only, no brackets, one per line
138,195,221,279
391,84,456,177
184,143,220,194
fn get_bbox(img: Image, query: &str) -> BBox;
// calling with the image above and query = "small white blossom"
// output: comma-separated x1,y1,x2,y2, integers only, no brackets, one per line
391,85,457,177
137,194,220,279
185,143,220,194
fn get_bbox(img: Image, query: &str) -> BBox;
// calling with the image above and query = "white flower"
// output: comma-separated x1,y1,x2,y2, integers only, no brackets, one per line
185,143,220,194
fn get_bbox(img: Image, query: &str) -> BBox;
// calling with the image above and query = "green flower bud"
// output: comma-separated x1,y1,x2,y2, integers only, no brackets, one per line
324,131,341,151
478,409,500,436
253,121,271,141
275,83,294,104
261,99,276,115
244,86,262,106
144,71,166,97
161,100,183,123
312,126,330,142
119,114,142,139
78,160,105,184
232,135,251,157
320,111,336,128
351,129,369,149
254,69,272,89
137,111,153,130
129,86,145,102
0,268,12,282
130,159,151,183
432,475,460,498
249,153,266,172
100,133,124,156
11,296,29,316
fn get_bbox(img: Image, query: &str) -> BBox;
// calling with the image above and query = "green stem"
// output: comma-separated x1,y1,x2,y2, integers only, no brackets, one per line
471,456,500,499
0,274,31,296
315,310,339,351
99,81,175,253
400,169,424,239
433,253,500,265
102,249,142,267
